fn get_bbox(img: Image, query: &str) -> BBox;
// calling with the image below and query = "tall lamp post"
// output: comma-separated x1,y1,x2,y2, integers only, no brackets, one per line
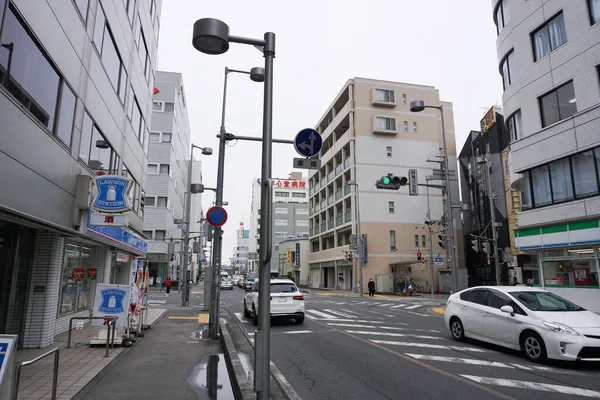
410,100,458,293
183,144,212,306
346,180,363,297
192,18,276,399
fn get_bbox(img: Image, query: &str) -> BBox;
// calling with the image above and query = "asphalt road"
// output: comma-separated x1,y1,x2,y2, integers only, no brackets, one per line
219,287,600,400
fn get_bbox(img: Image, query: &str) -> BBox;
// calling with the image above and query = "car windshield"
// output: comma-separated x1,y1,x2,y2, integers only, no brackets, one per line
247,273,258,280
510,291,585,312
270,283,297,293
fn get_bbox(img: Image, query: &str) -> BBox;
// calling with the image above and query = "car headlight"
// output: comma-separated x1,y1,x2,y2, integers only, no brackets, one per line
542,321,579,336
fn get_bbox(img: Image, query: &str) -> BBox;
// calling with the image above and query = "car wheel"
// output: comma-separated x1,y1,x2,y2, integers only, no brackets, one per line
295,314,304,324
252,306,258,326
522,331,547,363
243,301,251,318
450,317,465,342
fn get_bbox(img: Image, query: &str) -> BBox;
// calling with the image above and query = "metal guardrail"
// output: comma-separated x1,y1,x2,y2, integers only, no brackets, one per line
12,348,59,400
67,316,118,357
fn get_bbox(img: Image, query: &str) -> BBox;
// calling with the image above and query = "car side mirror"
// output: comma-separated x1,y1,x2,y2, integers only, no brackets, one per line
500,305,515,316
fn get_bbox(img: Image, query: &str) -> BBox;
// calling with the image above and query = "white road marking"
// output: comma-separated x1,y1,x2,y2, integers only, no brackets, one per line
356,301,370,305
340,309,360,315
326,323,377,329
370,340,489,352
461,375,600,398
334,302,348,305
234,312,249,323
404,304,422,310
284,330,312,334
390,304,407,309
381,326,441,333
406,311,430,317
305,314,315,319
319,318,386,324
270,361,303,400
323,309,355,318
377,303,395,307
345,331,442,340
148,300,167,304
306,309,339,319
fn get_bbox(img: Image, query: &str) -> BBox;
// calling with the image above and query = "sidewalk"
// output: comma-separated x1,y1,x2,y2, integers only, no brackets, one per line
303,287,450,301
14,308,167,400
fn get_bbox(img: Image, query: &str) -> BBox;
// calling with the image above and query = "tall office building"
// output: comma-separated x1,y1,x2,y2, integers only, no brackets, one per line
0,0,160,347
495,0,600,309
143,71,202,284
308,78,462,293
248,172,309,274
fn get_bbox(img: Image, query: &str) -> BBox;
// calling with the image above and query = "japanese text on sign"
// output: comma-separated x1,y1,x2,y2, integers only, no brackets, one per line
272,180,307,189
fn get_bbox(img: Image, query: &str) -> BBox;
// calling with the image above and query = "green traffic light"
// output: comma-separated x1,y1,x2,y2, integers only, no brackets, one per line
382,176,391,185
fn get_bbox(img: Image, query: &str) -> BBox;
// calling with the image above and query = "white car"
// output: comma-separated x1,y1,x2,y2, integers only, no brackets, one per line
243,278,305,325
444,286,600,362
220,277,233,290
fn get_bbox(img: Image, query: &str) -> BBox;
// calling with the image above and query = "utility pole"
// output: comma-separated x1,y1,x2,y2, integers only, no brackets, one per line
426,182,435,297
483,149,501,286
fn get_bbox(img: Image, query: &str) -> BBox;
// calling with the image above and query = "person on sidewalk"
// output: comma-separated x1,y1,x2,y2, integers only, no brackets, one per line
165,277,172,294
368,278,375,297
398,278,405,296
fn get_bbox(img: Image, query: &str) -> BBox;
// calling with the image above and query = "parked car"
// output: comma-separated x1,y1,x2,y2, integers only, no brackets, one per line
232,275,242,286
243,278,305,325
244,272,258,289
444,286,600,362
219,277,233,290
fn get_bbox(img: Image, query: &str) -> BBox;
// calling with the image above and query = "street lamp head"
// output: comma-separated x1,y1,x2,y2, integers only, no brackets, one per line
250,67,265,82
201,147,213,155
410,100,426,113
192,18,230,55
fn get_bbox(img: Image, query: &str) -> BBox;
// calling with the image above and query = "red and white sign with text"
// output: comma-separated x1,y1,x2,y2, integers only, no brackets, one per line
271,179,307,189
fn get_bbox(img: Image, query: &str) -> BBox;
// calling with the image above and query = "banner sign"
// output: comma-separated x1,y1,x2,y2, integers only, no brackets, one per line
71,268,84,281
295,243,300,267
88,268,97,280
86,211,147,255
362,234,368,265
480,106,496,135
92,284,130,327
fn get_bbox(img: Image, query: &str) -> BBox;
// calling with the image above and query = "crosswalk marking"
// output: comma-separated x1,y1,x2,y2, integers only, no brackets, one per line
389,304,406,308
405,311,430,317
334,302,348,305
369,340,489,352
404,304,422,310
345,331,442,340
326,323,377,329
380,326,441,333
377,303,395,307
306,309,339,319
340,309,359,315
284,330,312,334
355,301,369,305
323,309,355,318
461,375,600,398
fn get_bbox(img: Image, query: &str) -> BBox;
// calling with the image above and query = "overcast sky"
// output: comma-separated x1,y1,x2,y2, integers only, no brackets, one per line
156,0,504,263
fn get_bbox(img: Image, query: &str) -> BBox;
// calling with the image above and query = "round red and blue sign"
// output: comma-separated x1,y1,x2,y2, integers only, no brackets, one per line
206,206,228,227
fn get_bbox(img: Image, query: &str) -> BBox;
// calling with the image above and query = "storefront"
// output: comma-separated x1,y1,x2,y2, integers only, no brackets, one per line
58,241,96,317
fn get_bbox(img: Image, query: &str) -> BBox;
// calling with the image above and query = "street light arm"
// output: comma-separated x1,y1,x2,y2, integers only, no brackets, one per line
229,35,265,47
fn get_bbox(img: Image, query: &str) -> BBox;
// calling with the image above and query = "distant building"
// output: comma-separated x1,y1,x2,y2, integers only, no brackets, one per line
233,223,249,274
278,238,310,286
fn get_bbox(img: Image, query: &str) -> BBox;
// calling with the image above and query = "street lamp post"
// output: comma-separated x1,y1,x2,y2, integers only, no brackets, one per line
192,18,276,399
410,100,458,293
347,180,363,297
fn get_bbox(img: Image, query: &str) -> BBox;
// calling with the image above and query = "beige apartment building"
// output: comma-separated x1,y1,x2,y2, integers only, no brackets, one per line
308,77,462,294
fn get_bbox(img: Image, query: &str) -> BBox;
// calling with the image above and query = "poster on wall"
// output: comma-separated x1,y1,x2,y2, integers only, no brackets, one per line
91,284,131,327
71,268,84,281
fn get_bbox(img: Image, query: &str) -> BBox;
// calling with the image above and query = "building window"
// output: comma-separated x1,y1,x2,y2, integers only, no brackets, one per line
275,191,289,198
542,249,599,288
389,201,394,214
375,88,395,103
539,81,576,128
414,235,419,248
495,0,511,34
404,121,408,133
147,163,169,175
506,109,522,142
156,196,168,207
521,172,532,210
135,17,151,83
159,164,170,175
150,132,160,142
531,165,552,207
131,96,144,141
143,230,153,239
145,197,155,207
292,192,306,198
549,157,573,203
0,6,78,147
590,0,600,25
73,0,89,23
390,231,396,251
162,132,172,143
79,111,119,174
296,208,309,215
93,3,126,97
154,230,166,240
402,93,407,104
275,220,288,226
375,116,396,131
422,235,427,247
500,50,517,90
532,12,566,61
572,150,599,198
413,121,418,133
386,146,392,158
121,164,142,215
59,241,94,316
296,220,309,227
275,208,288,214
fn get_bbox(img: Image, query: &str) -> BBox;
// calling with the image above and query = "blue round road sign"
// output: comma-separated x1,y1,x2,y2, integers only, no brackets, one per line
206,206,228,227
294,128,322,158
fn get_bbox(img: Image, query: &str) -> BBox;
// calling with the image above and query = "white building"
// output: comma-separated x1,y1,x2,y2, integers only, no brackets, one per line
0,0,160,347
233,223,249,274
496,0,600,310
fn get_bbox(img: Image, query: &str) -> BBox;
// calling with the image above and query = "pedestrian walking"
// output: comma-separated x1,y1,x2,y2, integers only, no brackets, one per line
160,279,166,294
165,277,172,294
398,278,405,296
408,279,414,296
368,278,376,297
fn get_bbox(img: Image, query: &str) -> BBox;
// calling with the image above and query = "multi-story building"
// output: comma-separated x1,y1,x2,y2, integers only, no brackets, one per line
495,0,600,310
278,237,309,286
459,108,512,287
233,223,249,274
0,0,160,347
308,78,462,293
143,71,201,284
248,172,309,274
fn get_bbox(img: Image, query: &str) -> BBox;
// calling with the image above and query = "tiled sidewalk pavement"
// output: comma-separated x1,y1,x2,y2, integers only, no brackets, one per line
14,308,167,400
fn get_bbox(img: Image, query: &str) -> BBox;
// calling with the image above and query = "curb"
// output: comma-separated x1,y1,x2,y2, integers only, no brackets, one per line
220,320,255,400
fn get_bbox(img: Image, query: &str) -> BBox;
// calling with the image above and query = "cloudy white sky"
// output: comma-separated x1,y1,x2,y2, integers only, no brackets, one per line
156,0,504,262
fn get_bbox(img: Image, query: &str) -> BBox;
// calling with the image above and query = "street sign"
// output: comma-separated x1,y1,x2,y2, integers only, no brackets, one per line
293,157,321,170
349,234,358,250
294,128,322,158
361,234,368,265
90,213,128,226
92,175,132,213
435,257,444,265
287,249,292,265
206,206,228,227
295,243,300,267
408,169,418,196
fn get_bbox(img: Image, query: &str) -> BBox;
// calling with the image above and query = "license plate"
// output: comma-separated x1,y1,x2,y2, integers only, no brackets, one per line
279,298,287,302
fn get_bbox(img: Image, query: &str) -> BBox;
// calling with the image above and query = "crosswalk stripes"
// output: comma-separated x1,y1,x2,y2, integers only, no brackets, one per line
404,304,422,310
460,375,600,398
306,309,343,319
323,309,355,318
369,340,490,352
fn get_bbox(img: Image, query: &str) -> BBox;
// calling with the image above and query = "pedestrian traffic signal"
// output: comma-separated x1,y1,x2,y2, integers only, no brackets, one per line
417,251,422,261
170,253,175,261
375,174,408,190
470,235,479,253
438,234,446,249
348,252,353,261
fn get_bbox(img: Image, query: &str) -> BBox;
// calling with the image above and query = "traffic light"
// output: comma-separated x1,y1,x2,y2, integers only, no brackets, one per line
417,251,422,261
470,236,479,253
170,253,175,261
438,233,446,249
207,228,214,242
375,174,408,190
482,242,490,254
347,252,353,261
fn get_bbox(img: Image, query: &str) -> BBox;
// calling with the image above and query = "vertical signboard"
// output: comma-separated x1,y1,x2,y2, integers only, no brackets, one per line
362,234,368,265
287,249,292,265
92,284,131,327
295,243,300,267
409,169,418,196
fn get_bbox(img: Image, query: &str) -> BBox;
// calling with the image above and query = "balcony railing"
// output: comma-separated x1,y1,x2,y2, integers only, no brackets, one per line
336,216,343,226
321,223,326,232
345,211,352,222
335,164,343,175
315,204,320,212
321,200,326,208
328,195,334,205
328,220,334,230
344,185,351,195
344,158,350,168
335,190,342,200
328,171,334,181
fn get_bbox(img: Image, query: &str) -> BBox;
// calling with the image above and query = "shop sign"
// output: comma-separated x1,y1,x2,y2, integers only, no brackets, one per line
85,212,147,255
116,251,130,263
480,106,496,135
272,179,307,189
544,278,563,286
92,284,130,327
71,268,84,281
90,213,128,227
88,268,97,280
